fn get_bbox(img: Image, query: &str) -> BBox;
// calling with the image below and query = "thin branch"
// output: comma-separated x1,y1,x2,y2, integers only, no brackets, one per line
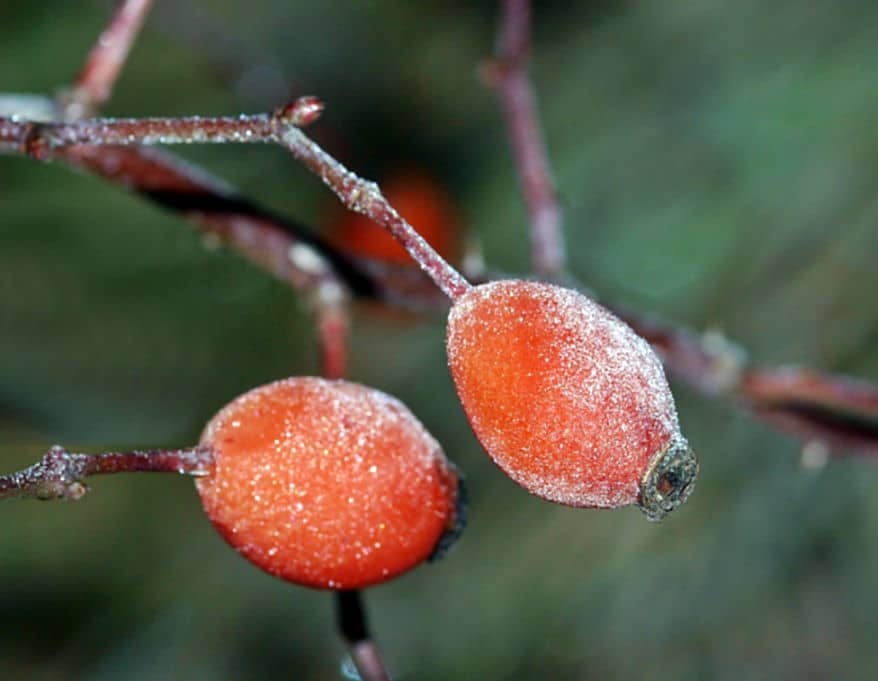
276,122,471,300
2,112,280,158
316,300,350,381
61,0,154,118
274,95,878,459
617,308,746,397
0,102,444,311
483,0,565,278
739,367,878,457
0,99,472,301
336,591,392,681
0,444,213,502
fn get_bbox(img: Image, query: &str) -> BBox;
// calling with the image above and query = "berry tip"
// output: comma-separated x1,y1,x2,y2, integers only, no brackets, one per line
276,96,325,127
638,434,698,522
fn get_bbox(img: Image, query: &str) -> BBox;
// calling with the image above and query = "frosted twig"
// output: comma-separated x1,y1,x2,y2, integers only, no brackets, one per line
0,445,213,502
0,98,471,301
275,121,471,300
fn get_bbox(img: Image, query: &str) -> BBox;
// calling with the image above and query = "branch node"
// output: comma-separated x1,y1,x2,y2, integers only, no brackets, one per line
32,446,92,501
274,96,325,128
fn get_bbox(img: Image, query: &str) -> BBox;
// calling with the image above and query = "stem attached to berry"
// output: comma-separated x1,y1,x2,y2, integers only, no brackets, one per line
336,591,392,681
638,434,699,522
276,121,471,301
0,444,213,502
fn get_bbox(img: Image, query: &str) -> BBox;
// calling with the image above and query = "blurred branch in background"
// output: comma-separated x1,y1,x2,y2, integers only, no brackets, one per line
740,367,878,458
623,312,878,459
483,0,565,279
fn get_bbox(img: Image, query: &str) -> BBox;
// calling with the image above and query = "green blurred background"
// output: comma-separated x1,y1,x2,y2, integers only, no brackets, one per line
2,1,878,679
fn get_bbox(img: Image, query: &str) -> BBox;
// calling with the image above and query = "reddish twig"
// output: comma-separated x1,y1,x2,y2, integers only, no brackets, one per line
4,8,386,675
4,112,281,158
739,367,878,457
0,444,213,502
618,308,746,397
317,301,350,381
483,0,564,278
0,99,471,301
4,0,448,316
7,18,383,673
62,0,154,118
0,0,446,313
0,103,444,311
275,120,471,301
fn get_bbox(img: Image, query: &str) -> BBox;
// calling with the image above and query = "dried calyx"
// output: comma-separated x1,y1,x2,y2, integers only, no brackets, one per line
446,280,699,519
638,434,699,522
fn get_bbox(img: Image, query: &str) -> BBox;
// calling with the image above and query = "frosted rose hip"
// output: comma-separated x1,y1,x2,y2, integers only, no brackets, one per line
446,280,696,521
196,377,461,589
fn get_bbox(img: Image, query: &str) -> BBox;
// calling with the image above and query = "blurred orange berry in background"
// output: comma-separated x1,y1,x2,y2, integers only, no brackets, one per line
326,168,462,265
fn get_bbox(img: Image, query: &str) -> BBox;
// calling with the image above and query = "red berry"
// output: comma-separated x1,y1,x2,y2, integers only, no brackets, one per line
196,377,462,589
446,280,696,521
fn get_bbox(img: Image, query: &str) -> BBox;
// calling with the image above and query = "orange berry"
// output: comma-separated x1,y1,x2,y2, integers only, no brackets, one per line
328,169,460,265
196,377,462,589
446,280,697,521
